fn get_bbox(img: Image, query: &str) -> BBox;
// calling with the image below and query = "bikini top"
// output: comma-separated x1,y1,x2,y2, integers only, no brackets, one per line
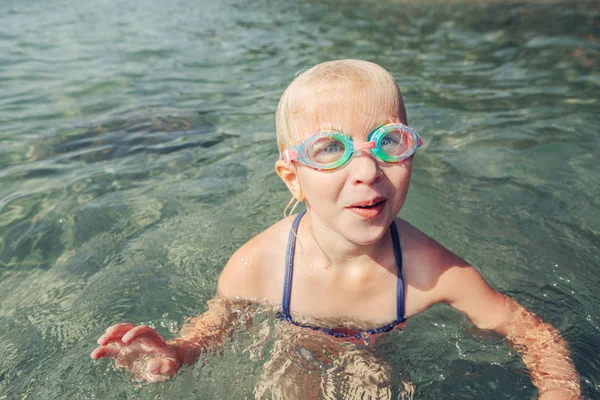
278,211,406,339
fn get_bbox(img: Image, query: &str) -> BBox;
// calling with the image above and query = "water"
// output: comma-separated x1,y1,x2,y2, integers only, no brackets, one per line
0,0,598,398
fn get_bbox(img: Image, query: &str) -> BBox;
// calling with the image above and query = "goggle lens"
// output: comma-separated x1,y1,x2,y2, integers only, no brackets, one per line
307,134,348,165
372,125,420,162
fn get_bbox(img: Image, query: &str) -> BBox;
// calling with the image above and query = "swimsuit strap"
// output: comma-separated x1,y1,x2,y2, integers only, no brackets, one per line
281,211,305,319
390,220,406,322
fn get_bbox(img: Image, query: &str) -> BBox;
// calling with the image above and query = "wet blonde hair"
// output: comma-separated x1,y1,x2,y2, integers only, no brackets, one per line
275,59,407,153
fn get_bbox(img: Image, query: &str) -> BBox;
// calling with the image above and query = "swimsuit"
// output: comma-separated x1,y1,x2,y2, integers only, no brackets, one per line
278,211,406,339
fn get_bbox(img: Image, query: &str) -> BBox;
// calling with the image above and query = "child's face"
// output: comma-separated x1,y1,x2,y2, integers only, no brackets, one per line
278,84,413,245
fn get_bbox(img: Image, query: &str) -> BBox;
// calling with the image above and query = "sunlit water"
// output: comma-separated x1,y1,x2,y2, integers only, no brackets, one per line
0,0,599,398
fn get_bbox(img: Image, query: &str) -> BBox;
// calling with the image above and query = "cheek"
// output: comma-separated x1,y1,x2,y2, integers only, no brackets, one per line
396,170,412,194
399,165,413,184
297,169,343,200
385,161,413,186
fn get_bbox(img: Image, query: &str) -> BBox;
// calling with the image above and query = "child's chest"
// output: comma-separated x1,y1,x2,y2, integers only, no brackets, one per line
286,258,401,326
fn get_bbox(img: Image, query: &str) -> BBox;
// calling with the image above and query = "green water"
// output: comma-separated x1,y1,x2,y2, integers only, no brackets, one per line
0,0,599,398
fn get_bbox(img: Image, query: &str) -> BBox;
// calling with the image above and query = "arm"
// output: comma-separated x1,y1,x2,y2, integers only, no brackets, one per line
90,297,248,382
91,237,267,382
438,259,581,399
398,220,581,400
490,297,581,400
169,297,252,366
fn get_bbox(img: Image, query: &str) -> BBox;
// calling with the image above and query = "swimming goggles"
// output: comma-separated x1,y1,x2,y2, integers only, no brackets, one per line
282,123,423,170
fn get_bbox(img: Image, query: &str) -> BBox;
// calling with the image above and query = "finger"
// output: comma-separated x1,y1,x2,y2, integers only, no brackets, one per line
146,357,180,376
97,323,136,346
91,345,121,359
121,325,167,348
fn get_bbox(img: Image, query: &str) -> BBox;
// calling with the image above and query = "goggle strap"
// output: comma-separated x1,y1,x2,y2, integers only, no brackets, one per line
417,136,423,147
282,149,299,164
354,141,375,150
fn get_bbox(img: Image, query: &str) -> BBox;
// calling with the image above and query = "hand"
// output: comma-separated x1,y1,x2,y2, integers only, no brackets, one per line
91,323,182,383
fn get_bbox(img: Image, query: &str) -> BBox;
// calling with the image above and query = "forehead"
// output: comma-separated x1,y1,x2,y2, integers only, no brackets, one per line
290,80,403,139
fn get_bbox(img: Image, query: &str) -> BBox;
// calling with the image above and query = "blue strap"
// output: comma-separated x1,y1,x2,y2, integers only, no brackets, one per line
281,211,305,318
390,221,406,322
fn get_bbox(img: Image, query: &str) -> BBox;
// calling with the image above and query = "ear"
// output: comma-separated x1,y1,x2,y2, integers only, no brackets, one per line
275,160,304,201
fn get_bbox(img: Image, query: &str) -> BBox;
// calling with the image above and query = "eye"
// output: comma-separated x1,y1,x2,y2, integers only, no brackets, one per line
381,135,400,146
380,131,407,156
322,142,344,153
308,136,347,163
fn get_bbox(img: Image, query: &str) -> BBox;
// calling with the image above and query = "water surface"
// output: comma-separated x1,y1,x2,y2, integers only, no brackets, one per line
0,0,599,398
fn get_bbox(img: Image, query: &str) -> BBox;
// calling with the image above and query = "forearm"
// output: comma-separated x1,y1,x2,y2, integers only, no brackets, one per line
502,299,581,399
168,297,252,366
514,328,581,399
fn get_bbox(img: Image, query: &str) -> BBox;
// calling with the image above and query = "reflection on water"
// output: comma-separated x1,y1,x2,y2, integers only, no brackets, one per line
0,0,599,398
255,327,398,400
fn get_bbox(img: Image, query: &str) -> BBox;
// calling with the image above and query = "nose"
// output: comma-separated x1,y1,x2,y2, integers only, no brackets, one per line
348,148,382,186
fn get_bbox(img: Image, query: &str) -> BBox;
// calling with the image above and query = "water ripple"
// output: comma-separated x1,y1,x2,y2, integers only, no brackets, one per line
0,0,598,398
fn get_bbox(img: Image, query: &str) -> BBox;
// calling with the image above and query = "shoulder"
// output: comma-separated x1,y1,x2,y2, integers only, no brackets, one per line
393,218,467,287
393,218,501,317
394,219,521,332
217,215,296,302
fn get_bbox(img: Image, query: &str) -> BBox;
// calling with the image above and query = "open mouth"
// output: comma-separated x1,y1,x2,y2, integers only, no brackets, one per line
348,198,387,218
350,198,386,208
354,201,384,209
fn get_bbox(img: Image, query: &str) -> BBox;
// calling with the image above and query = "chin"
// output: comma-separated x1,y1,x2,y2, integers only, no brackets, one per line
344,221,390,246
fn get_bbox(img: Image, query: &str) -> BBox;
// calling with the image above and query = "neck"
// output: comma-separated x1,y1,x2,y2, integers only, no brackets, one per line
300,211,391,268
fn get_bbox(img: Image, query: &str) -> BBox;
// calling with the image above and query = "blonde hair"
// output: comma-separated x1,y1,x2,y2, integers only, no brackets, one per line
275,59,407,153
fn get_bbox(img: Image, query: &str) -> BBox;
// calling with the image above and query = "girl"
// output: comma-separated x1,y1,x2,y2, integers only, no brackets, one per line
92,60,581,399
